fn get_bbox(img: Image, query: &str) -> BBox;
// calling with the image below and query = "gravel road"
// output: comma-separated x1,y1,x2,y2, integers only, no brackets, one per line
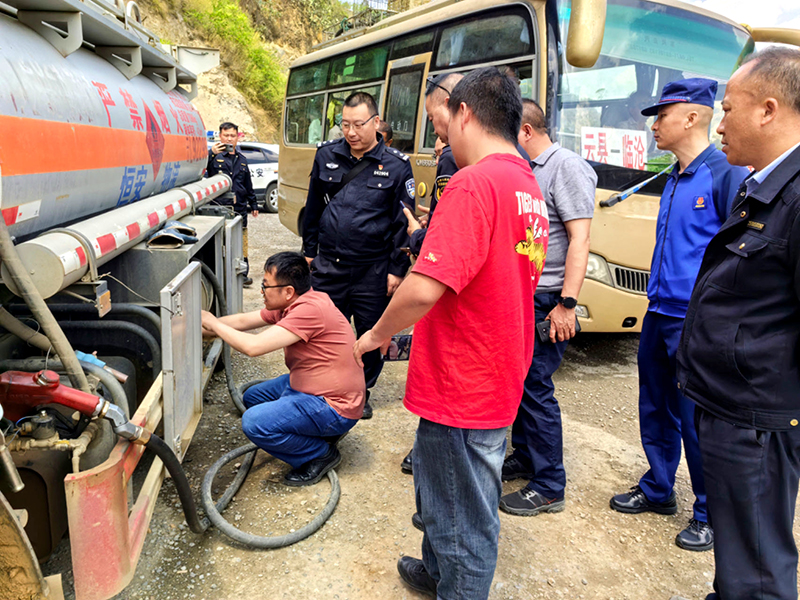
44,211,775,600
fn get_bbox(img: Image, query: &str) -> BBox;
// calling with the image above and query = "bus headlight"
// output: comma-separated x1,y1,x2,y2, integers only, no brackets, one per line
585,253,614,287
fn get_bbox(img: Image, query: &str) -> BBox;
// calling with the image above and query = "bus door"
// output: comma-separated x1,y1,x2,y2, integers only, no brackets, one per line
381,54,435,207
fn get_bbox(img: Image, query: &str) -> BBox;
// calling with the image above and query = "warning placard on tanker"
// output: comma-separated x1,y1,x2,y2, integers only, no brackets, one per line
580,127,648,171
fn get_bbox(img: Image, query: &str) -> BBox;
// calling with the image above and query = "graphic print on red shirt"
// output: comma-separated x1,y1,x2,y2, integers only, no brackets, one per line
405,153,549,429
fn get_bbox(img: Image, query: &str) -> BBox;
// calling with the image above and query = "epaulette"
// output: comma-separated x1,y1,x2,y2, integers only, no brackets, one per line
316,139,336,148
388,147,409,162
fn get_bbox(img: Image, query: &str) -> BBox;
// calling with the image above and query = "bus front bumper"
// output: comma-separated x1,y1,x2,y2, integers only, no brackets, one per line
575,279,648,333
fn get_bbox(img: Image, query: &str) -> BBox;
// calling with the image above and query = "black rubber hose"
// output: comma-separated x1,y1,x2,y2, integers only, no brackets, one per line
200,443,340,548
192,261,245,414
0,358,130,418
144,432,209,534
25,303,163,336
59,320,161,378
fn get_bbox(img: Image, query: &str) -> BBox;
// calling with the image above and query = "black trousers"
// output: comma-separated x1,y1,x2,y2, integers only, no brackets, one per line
310,254,389,390
697,407,800,600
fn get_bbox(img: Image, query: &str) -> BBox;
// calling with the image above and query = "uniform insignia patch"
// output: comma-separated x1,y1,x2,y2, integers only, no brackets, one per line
406,178,415,199
747,220,765,231
326,163,339,169
693,196,707,210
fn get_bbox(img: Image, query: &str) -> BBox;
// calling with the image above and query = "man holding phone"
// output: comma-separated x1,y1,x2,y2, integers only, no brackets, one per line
500,99,596,517
207,122,259,286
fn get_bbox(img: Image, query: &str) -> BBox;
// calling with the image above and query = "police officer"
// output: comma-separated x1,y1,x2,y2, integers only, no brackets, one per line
302,92,414,420
678,47,800,600
609,78,748,551
207,122,259,286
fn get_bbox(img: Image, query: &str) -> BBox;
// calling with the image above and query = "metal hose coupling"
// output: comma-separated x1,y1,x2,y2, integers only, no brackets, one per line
101,402,152,444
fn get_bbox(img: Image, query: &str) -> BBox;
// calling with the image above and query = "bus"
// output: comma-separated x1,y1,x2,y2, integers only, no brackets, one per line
276,0,797,333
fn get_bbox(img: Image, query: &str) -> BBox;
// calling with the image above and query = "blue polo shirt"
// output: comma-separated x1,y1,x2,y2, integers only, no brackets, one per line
647,145,749,318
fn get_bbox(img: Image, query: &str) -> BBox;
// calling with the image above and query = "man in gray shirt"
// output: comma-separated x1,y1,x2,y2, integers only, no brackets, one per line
500,99,596,516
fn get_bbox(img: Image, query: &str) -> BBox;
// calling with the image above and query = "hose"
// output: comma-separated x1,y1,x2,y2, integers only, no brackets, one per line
58,320,161,378
0,218,90,392
0,307,52,352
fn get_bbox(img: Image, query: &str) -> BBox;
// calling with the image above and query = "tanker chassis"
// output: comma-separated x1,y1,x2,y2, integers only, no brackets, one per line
0,1,246,598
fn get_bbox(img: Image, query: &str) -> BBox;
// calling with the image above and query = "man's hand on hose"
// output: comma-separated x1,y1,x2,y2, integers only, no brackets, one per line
353,329,391,367
545,303,577,343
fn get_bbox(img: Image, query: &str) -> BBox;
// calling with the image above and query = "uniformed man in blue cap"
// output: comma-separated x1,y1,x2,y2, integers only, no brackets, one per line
609,78,749,551
302,92,414,419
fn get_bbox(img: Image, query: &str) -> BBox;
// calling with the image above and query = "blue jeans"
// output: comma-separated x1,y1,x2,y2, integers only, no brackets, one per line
638,311,707,522
241,374,357,469
413,418,507,600
510,292,569,498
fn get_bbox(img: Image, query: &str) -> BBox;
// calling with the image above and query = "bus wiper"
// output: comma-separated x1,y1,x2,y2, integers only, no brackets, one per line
600,162,676,207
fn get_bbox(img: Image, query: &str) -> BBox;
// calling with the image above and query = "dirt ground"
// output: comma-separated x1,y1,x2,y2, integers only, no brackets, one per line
45,212,761,600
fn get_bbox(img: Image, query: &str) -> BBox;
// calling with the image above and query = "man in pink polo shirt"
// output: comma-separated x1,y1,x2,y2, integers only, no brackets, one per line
201,251,365,486
354,67,549,599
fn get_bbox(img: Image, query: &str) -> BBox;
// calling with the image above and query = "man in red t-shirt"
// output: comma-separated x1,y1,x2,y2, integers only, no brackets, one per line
202,252,364,486
354,68,549,599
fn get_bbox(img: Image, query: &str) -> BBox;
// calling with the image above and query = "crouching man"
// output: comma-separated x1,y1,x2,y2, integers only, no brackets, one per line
201,251,365,486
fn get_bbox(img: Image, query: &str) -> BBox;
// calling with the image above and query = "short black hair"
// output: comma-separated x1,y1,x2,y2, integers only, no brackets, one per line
742,47,800,115
521,99,547,134
263,252,311,295
447,67,522,144
425,73,463,99
220,122,238,133
378,120,393,142
344,92,379,117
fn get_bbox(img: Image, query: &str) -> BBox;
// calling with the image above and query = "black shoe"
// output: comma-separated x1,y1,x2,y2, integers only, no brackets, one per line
401,450,413,474
500,488,565,516
502,455,534,482
411,512,424,532
675,519,714,552
397,556,437,597
283,447,341,487
610,485,678,515
243,276,254,287
321,430,349,448
360,399,373,420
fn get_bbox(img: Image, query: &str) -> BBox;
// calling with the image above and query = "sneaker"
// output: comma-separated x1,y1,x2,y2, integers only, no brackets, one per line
500,488,565,516
243,276,254,287
675,519,714,552
397,556,437,597
411,512,424,532
502,455,534,481
401,449,413,474
610,485,678,515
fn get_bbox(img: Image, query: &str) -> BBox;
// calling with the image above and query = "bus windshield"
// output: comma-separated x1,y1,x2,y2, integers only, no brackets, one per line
554,0,754,186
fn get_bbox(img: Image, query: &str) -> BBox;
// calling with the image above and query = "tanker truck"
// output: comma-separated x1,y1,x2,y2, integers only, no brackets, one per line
0,0,247,598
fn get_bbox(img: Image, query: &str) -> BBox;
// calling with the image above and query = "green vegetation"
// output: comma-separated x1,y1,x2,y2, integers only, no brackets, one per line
185,0,286,115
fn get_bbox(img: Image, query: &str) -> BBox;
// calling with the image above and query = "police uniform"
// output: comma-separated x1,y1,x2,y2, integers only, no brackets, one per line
677,143,800,599
303,135,414,391
206,149,258,270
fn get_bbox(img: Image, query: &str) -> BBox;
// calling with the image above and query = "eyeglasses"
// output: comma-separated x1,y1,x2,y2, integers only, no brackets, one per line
341,114,379,131
261,282,289,293
426,76,451,97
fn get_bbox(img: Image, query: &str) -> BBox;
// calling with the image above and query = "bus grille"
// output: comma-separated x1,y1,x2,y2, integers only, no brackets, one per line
610,264,649,295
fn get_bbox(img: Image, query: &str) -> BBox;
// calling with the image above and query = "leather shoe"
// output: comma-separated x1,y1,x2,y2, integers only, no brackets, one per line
500,488,565,516
243,276,254,287
360,398,373,419
610,485,678,515
502,454,534,481
283,447,341,487
401,449,413,473
411,512,424,532
397,556,436,597
675,518,713,551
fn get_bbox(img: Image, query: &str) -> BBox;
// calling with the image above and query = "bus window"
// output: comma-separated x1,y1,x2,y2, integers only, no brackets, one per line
287,62,330,95
390,31,434,61
436,12,533,69
285,94,325,145
385,67,424,154
324,85,382,140
329,45,389,87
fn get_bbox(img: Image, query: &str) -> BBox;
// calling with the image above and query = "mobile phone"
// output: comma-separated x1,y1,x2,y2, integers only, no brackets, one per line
536,318,582,344
399,200,417,216
399,246,412,254
383,334,412,361
224,143,234,153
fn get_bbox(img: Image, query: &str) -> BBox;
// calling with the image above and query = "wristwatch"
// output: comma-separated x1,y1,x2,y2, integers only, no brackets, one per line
558,295,578,309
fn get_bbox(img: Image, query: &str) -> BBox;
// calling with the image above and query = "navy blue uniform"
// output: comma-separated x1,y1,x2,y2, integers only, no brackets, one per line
303,136,414,390
678,145,800,600
206,150,258,224
636,145,747,523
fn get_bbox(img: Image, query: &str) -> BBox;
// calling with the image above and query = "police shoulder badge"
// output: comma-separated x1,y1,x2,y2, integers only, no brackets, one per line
405,178,416,199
